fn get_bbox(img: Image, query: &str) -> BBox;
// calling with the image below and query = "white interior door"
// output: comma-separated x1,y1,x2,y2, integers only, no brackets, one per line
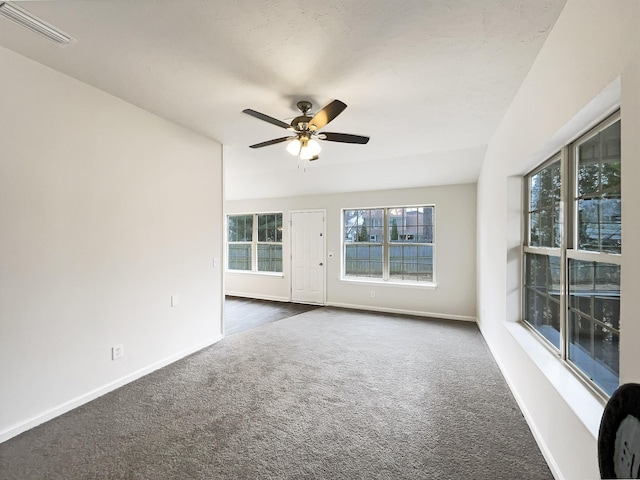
291,211,325,305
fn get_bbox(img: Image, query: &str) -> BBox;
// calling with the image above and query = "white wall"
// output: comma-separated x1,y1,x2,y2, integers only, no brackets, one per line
0,46,224,441
226,183,476,321
477,1,640,479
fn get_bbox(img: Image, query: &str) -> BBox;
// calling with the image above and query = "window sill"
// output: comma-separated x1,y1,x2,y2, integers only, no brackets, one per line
225,270,284,278
504,320,605,439
340,277,437,289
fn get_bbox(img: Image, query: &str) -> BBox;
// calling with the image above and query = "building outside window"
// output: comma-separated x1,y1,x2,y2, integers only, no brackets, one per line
227,213,283,273
343,206,434,283
523,112,621,397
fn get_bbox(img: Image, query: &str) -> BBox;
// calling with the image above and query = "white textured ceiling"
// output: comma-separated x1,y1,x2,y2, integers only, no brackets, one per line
0,0,565,200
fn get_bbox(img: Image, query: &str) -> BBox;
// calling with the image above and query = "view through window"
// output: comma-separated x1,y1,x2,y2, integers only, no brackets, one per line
227,213,283,273
343,206,434,283
523,113,621,396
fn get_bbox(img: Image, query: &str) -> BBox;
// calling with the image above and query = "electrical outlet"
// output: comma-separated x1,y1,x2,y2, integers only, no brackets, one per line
171,295,179,307
370,291,376,298
112,344,123,361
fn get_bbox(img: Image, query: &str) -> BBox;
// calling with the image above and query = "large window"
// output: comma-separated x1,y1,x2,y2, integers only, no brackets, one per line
343,206,434,283
523,112,621,397
227,213,283,273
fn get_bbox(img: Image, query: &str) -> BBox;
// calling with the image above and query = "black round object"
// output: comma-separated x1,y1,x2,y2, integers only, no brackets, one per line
598,383,640,479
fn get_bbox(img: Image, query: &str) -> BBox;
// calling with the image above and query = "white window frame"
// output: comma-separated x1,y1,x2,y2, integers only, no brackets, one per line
226,212,283,274
341,205,436,286
522,111,621,399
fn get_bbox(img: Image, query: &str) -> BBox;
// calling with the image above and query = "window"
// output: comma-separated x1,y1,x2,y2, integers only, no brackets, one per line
523,112,621,397
227,213,282,273
228,214,253,271
343,206,434,283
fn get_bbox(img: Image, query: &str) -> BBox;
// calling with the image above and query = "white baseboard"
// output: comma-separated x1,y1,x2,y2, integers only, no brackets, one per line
0,335,223,444
325,301,476,322
225,292,290,303
476,321,563,480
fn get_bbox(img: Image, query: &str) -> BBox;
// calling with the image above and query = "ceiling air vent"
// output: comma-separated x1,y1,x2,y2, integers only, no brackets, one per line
0,2,73,46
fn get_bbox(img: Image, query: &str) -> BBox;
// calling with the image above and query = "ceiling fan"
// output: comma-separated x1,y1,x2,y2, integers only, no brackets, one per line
242,100,369,162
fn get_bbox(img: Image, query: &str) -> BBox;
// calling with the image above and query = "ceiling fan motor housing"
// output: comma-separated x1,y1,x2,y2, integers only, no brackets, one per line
291,115,312,130
292,101,313,130
296,101,312,114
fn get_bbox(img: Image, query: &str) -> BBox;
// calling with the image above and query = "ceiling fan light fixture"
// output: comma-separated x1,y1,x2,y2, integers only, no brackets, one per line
286,138,301,156
287,137,321,160
300,139,321,160
0,2,74,45
300,149,314,161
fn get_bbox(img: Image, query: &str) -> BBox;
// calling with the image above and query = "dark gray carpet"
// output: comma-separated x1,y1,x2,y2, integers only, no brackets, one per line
0,308,552,479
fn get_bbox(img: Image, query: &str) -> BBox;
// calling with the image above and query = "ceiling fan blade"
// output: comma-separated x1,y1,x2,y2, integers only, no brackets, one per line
321,132,370,144
249,136,296,149
308,100,347,131
243,109,292,130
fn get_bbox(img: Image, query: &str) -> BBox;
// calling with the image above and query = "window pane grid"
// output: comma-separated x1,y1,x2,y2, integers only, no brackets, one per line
228,243,252,271
344,209,384,243
389,244,433,282
258,213,283,243
523,253,561,349
345,244,383,278
528,160,562,248
228,215,253,242
575,120,621,254
227,213,282,273
257,243,282,272
344,206,434,283
523,112,621,398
